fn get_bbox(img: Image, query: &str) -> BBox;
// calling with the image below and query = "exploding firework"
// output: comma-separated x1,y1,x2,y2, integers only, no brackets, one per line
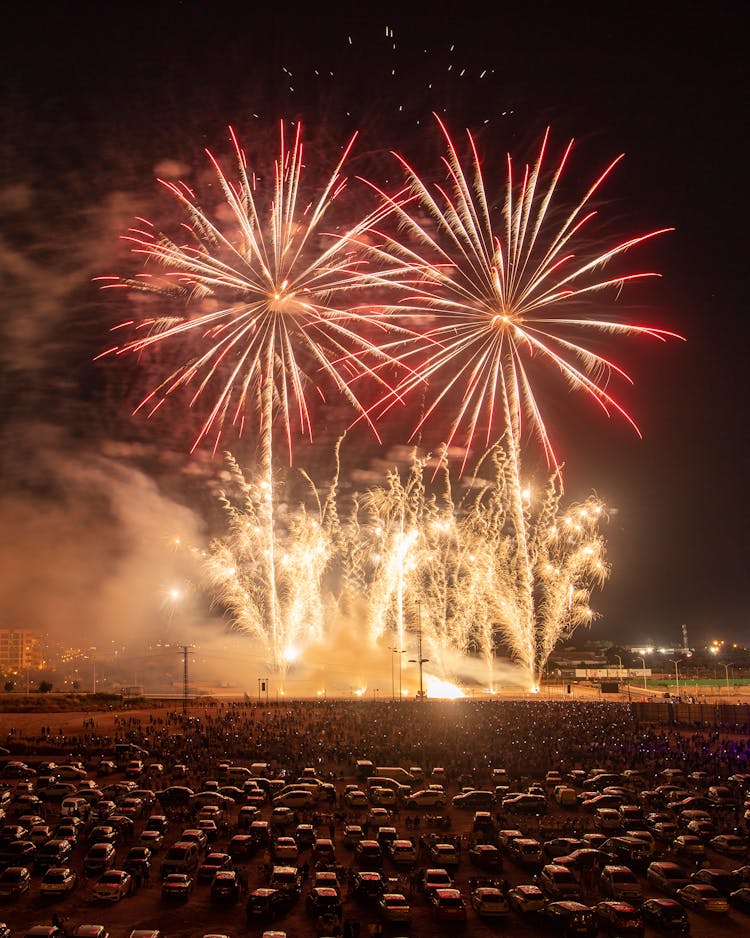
199,443,607,685
203,454,339,673
359,121,676,683
339,446,608,688
98,121,674,688
96,122,405,459
97,124,412,664
371,119,678,471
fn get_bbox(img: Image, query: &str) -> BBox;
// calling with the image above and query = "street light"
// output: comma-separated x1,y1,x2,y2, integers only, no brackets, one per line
409,602,429,699
724,663,732,695
638,656,648,691
391,647,406,700
670,658,683,697
615,654,623,674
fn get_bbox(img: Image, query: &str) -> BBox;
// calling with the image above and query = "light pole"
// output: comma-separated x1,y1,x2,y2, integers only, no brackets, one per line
409,602,429,700
670,658,683,697
391,647,406,700
638,656,648,691
615,655,631,701
724,663,732,695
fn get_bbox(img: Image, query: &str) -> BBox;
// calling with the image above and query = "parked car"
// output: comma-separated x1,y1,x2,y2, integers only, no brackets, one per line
245,886,292,922
538,900,597,937
508,837,544,867
388,839,417,866
729,887,750,913
268,865,303,897
502,793,547,814
595,900,644,935
161,873,193,900
405,789,445,809
345,789,369,808
471,885,510,917
351,870,385,901
421,868,453,896
508,883,546,913
690,867,742,896
539,863,584,901
305,886,342,920
599,865,644,903
429,842,460,868
39,866,77,898
675,882,729,912
640,897,690,933
0,866,31,898
197,852,232,882
210,869,240,902
429,887,467,922
673,835,705,860
545,838,587,860
271,789,314,809
83,843,116,876
468,843,501,868
710,833,747,857
451,790,495,809
378,892,411,923
92,870,134,902
647,861,691,896
123,847,152,880
355,840,383,869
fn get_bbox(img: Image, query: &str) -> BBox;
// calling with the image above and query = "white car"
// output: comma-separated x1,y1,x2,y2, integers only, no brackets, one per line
389,840,417,866
92,869,133,902
378,892,411,922
272,789,314,809
369,786,398,807
273,836,299,860
345,789,369,808
405,789,446,808
472,886,511,917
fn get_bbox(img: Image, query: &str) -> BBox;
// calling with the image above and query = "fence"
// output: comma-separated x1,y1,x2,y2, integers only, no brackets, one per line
630,700,750,730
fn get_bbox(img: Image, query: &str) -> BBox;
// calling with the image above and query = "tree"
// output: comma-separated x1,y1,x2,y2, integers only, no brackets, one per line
3,680,14,692
38,680,53,693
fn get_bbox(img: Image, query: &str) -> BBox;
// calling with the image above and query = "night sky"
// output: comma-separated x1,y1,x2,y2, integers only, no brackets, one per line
1,3,746,653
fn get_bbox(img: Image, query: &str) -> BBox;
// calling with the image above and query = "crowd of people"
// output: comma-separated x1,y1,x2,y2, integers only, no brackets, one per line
6,697,750,788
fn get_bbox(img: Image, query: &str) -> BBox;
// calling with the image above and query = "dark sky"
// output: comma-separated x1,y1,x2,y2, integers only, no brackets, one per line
1,3,747,652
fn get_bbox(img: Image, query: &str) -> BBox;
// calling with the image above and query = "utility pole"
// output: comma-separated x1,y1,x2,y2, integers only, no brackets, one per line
409,602,429,700
181,645,190,716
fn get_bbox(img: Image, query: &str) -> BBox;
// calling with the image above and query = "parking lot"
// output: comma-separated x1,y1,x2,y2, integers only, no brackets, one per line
1,699,749,937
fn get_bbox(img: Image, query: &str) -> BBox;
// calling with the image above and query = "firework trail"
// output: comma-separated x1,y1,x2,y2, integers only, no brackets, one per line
204,454,340,673
97,124,409,663
337,446,608,688
370,118,678,471
97,122,406,459
361,120,676,682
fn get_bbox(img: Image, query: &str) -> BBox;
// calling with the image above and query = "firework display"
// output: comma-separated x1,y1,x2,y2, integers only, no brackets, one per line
96,123,404,458
371,119,677,471
101,121,674,692
204,447,607,689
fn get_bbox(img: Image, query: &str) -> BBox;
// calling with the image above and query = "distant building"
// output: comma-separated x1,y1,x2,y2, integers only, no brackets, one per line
0,628,45,672
549,648,607,669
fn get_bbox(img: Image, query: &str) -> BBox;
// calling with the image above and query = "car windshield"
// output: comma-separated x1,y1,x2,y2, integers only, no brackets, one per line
438,894,461,907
